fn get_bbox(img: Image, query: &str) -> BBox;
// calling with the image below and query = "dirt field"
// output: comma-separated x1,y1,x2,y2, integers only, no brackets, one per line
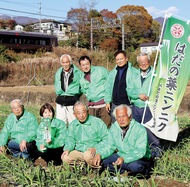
0,84,190,116
0,85,56,106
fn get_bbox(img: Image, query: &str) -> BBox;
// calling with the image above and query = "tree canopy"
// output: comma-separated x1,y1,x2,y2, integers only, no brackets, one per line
66,4,161,51
116,5,154,48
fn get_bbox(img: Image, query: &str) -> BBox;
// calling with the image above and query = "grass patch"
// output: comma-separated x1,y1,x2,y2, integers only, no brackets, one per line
0,103,190,186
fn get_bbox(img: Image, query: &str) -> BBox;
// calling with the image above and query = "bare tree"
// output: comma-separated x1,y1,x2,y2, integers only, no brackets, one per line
78,0,98,11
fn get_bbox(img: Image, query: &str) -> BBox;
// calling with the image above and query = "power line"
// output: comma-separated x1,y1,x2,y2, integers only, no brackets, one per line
0,0,69,16
0,7,92,23
0,0,38,12
0,7,68,20
1,0,35,7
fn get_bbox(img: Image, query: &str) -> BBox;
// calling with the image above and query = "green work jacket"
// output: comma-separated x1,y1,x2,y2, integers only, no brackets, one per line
80,66,109,102
54,64,82,96
104,62,136,104
127,66,153,108
36,118,67,151
101,119,151,163
0,110,38,146
64,115,108,155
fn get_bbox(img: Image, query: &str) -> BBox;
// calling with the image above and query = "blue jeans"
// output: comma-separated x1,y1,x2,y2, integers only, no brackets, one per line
102,153,151,176
132,105,152,124
8,140,30,159
132,105,162,158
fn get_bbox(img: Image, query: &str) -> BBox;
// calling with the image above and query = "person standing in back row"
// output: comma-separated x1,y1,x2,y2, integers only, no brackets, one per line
54,54,82,125
127,52,162,160
78,55,111,127
104,50,136,123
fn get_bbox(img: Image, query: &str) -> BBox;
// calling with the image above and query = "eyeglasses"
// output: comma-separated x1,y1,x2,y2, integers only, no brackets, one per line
12,106,22,110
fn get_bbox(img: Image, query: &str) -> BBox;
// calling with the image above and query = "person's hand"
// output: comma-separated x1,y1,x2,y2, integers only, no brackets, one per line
46,139,51,144
20,140,27,152
88,148,96,157
0,146,5,154
92,154,101,167
40,144,46,151
112,157,124,167
106,103,111,112
139,94,149,101
61,150,69,160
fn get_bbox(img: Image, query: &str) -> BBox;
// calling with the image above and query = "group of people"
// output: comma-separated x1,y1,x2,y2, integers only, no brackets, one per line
0,50,163,177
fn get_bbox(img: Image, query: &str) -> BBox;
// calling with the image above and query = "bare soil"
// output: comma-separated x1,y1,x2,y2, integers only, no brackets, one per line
1,84,190,116
147,176,190,187
0,85,56,106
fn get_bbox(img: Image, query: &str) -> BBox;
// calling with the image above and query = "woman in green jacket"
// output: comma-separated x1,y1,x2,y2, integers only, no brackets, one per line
35,103,67,166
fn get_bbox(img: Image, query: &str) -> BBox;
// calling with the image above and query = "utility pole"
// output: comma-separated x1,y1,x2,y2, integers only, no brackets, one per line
90,18,124,51
122,21,125,51
90,18,93,51
38,2,41,32
75,24,79,48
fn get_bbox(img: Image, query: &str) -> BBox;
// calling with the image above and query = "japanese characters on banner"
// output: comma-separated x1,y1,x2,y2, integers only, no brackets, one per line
144,16,190,142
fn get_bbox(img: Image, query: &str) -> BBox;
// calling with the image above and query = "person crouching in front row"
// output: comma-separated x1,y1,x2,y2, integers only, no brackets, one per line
0,99,38,159
92,104,152,177
61,101,108,169
34,103,67,166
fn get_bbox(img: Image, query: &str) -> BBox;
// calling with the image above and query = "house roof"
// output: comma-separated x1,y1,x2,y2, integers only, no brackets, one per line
32,19,72,25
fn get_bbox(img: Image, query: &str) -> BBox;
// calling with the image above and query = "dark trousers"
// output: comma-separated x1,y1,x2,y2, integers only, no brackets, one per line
102,153,151,176
132,105,162,158
89,106,111,128
38,147,63,166
110,103,117,124
132,105,152,124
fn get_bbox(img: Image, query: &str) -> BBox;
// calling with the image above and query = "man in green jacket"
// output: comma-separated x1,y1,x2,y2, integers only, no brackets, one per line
78,55,111,127
127,52,162,159
127,52,153,123
61,101,108,168
92,104,151,176
54,54,82,125
104,50,135,123
0,99,38,159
